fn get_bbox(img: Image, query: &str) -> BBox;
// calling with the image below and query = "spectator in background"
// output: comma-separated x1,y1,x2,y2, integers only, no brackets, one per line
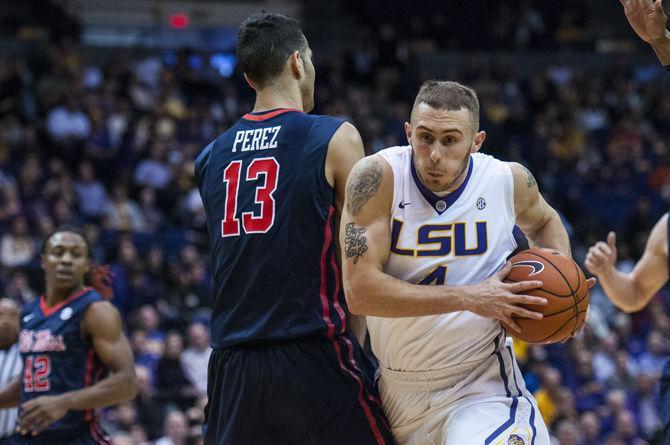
74,161,108,223
134,141,172,190
637,331,668,378
631,372,663,441
180,322,211,397
592,333,621,383
553,419,581,445
154,331,195,410
46,96,91,145
104,185,145,233
535,367,563,427
0,216,35,269
611,410,646,445
2,271,37,305
0,299,21,445
133,365,163,440
137,187,164,234
580,411,602,445
155,410,189,445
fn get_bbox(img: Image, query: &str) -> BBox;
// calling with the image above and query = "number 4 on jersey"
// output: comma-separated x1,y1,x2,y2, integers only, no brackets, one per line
222,157,280,237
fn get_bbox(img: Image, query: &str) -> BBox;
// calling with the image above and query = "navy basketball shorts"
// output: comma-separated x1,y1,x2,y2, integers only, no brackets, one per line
661,360,670,445
204,332,395,445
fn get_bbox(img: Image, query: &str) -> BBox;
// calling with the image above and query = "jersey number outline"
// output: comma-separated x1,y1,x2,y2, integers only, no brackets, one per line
23,355,51,392
418,265,447,285
221,157,280,237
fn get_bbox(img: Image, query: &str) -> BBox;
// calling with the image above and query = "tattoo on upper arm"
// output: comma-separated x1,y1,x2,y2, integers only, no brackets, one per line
523,166,537,189
344,223,368,264
346,159,383,217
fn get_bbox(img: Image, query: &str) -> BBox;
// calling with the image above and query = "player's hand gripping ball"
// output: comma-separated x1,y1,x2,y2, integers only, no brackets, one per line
502,248,590,344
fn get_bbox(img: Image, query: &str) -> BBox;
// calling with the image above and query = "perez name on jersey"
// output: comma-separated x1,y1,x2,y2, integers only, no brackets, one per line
232,126,281,152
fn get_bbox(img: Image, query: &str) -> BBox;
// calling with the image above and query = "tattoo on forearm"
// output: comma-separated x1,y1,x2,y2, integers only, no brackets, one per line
344,223,368,264
523,166,537,189
346,159,383,216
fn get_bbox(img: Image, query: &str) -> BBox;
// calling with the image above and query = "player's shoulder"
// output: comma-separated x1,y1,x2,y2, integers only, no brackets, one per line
472,152,514,175
194,138,216,181
306,112,345,125
348,152,395,190
308,113,349,143
376,144,411,162
20,299,40,320
82,299,122,334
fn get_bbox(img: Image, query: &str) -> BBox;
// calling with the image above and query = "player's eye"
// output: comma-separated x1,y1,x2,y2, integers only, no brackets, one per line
420,133,433,143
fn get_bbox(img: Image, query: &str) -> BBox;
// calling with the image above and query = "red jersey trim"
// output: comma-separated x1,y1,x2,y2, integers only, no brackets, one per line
242,108,302,121
39,287,92,317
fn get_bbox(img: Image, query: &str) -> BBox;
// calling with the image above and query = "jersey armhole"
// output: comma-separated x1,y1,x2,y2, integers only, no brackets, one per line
501,162,518,249
385,154,399,214
666,212,670,276
314,119,346,207
195,140,215,187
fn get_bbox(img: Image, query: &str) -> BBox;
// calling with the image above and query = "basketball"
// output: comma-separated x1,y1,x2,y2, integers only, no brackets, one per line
502,248,590,344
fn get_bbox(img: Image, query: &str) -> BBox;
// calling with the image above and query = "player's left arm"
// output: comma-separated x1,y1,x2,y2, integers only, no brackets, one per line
510,162,571,257
18,301,137,436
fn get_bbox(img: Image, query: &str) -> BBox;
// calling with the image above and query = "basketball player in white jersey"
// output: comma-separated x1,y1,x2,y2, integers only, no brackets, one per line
340,80,596,445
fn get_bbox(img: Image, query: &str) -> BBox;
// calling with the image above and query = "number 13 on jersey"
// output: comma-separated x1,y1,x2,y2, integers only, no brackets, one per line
221,157,280,237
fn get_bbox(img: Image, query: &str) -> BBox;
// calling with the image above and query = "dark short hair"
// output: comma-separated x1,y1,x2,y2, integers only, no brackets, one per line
237,13,308,87
41,224,91,257
411,80,480,132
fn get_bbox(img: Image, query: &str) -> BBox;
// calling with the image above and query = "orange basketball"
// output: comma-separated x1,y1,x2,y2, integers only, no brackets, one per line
502,247,590,344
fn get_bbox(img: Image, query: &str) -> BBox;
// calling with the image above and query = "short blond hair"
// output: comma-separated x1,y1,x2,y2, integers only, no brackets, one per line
411,80,480,132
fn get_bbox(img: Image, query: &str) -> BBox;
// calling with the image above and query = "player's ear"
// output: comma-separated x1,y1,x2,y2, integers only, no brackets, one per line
243,73,257,91
471,130,486,153
404,122,412,144
289,50,303,79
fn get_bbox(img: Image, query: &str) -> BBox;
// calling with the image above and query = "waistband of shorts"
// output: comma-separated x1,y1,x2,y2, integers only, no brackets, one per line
379,359,484,391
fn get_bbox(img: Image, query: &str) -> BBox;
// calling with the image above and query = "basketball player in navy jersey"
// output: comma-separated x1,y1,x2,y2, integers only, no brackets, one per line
195,12,394,445
586,219,670,443
0,226,137,444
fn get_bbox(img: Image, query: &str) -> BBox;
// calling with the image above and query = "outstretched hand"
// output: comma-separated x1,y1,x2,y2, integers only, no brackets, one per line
619,0,669,43
466,261,547,333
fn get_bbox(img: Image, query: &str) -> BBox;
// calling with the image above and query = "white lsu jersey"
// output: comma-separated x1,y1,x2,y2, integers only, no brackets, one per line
368,146,518,372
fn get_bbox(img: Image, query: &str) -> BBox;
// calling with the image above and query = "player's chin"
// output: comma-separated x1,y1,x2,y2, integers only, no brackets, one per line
53,274,78,287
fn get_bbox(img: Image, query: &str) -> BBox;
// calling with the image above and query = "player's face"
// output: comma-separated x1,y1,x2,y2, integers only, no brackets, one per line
41,232,90,292
300,45,315,113
406,104,486,193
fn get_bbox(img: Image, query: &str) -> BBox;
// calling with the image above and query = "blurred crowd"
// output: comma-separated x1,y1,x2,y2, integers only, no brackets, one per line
0,1,669,444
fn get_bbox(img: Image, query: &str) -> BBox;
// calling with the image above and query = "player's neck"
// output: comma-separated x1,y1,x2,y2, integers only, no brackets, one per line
252,86,303,114
44,284,85,306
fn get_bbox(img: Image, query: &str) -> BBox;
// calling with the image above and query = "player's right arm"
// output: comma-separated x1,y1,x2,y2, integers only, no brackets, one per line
0,376,20,409
619,0,670,66
340,156,547,331
585,214,669,312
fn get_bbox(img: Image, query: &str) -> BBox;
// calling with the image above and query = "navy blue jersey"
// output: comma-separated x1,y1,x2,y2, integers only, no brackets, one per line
195,108,348,348
19,288,108,438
